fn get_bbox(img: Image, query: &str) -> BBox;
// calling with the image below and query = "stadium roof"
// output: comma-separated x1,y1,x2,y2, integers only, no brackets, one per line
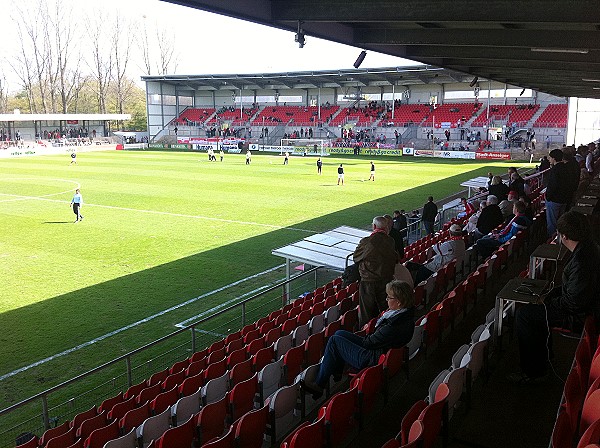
141,65,472,91
0,113,131,122
162,0,600,100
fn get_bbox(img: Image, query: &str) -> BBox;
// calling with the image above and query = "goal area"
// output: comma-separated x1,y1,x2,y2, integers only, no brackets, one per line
280,139,328,156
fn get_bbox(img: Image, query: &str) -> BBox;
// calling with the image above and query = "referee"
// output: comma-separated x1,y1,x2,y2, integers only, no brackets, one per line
70,189,84,222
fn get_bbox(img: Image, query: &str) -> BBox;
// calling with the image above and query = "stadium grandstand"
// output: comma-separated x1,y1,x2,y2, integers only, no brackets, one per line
5,1,600,448
142,66,571,157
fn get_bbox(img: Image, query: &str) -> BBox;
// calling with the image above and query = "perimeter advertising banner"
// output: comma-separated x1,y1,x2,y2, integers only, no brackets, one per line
411,149,476,159
329,147,403,156
249,144,295,153
433,150,476,160
475,151,511,160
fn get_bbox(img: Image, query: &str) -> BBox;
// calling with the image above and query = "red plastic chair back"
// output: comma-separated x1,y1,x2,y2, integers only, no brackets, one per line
233,404,269,448
228,374,258,422
179,372,204,397
196,396,228,445
323,387,358,447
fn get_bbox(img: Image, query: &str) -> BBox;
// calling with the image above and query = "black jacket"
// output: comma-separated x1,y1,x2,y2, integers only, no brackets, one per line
422,201,438,222
546,162,571,204
547,242,600,317
488,183,509,202
476,204,504,235
362,307,415,359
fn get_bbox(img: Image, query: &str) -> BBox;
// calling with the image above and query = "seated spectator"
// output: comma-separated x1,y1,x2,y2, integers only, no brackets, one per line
520,196,535,220
498,191,519,222
509,171,526,198
473,195,504,241
393,262,414,289
475,201,531,258
488,175,509,201
303,280,415,398
464,200,484,234
457,197,475,218
407,224,466,284
512,211,600,383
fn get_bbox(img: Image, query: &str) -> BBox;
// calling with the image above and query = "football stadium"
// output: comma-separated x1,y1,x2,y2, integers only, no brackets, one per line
2,1,600,448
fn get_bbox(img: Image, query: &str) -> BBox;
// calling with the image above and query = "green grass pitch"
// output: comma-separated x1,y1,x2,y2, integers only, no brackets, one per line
0,150,524,409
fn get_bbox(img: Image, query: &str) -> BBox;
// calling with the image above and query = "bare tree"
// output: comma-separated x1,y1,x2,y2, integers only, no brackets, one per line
48,0,83,113
86,12,113,113
156,27,179,76
12,0,49,112
111,15,135,118
8,21,38,112
136,16,179,76
138,16,153,76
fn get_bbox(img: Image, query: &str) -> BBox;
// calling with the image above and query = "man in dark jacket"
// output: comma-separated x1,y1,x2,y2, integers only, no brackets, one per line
393,209,408,240
422,196,438,235
545,149,571,236
353,216,397,327
512,211,600,382
473,195,504,241
562,146,581,208
303,280,415,397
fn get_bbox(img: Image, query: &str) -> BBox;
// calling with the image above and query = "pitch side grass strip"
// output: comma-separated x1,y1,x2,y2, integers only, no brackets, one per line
0,263,284,382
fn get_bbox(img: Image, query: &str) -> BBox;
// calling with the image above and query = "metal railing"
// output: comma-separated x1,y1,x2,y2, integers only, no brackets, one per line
0,265,336,448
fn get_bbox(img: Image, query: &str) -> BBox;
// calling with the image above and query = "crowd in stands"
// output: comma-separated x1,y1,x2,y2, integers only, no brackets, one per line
282,128,314,140
19,141,600,448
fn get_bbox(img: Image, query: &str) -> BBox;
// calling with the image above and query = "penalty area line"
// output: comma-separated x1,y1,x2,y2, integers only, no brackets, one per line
0,264,285,382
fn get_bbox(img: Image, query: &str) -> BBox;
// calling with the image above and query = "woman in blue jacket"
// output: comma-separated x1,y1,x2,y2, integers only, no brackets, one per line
303,280,415,398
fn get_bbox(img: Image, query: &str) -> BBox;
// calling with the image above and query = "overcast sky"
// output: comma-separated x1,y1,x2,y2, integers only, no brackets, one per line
0,0,418,91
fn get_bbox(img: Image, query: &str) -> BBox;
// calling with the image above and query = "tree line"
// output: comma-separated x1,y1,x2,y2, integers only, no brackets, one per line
0,0,181,130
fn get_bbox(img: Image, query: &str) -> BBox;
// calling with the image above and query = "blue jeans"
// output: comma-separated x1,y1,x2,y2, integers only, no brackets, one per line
315,330,376,387
423,220,434,235
546,200,566,236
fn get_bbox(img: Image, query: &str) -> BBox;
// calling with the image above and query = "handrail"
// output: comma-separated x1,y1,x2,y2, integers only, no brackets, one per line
0,265,320,418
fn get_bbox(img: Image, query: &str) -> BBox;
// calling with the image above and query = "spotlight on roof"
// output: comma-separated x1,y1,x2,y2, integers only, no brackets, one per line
295,21,305,48
469,76,479,87
353,50,367,69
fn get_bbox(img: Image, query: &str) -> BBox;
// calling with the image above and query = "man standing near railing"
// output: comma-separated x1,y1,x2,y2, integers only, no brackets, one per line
545,149,569,236
422,196,438,235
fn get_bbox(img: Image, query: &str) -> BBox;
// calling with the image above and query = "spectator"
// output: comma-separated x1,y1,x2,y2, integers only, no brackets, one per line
508,170,526,198
562,146,582,209
457,197,475,218
303,280,415,398
472,195,504,241
499,191,519,222
407,224,466,284
488,175,509,202
421,196,438,235
393,209,408,240
545,149,570,236
475,201,531,258
512,211,600,383
353,216,397,327
384,214,404,259
463,200,484,234
539,156,551,172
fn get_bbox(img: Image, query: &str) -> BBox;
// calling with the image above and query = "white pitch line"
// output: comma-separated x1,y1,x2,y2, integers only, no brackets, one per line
0,178,81,203
0,193,316,233
0,264,285,382
175,280,282,328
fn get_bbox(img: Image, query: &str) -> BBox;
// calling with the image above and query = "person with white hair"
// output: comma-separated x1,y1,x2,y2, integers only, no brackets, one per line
472,194,504,241
353,216,397,327
407,224,466,284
